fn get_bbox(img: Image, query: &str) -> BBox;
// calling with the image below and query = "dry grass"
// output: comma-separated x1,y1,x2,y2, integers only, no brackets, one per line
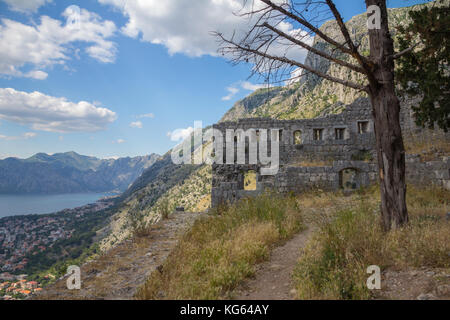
404,134,450,161
193,194,211,212
135,193,304,300
289,160,334,167
293,185,450,300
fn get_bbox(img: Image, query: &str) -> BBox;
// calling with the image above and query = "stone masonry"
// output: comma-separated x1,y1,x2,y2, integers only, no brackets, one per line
211,98,449,207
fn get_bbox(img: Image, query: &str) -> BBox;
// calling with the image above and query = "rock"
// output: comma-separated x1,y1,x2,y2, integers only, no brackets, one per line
269,264,282,270
417,293,435,300
290,289,297,296
435,285,450,297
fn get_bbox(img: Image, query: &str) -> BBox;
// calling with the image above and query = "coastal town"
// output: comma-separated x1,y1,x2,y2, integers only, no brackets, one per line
0,197,117,300
0,276,44,300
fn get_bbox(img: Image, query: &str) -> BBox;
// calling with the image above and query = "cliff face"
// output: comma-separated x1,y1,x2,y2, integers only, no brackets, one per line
220,1,446,122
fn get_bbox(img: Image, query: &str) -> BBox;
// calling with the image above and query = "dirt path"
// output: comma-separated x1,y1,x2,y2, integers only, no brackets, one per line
234,226,315,300
34,212,201,300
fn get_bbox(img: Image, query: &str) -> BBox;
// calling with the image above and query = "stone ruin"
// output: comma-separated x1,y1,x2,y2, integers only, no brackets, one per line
211,98,450,207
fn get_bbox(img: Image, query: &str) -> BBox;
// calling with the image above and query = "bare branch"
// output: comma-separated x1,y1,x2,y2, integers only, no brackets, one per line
259,0,354,56
261,22,367,75
392,43,419,59
325,0,373,70
216,32,368,92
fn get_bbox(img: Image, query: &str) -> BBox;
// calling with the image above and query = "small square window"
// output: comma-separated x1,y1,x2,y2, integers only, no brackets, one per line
358,121,369,134
313,129,324,141
335,128,345,140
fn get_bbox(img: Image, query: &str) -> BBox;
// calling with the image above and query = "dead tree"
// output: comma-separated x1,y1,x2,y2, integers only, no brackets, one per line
215,0,416,231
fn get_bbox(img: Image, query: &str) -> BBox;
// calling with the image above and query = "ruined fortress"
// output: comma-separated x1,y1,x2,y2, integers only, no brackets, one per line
211,98,450,207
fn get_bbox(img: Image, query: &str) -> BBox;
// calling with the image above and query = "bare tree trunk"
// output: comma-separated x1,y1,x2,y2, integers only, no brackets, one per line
366,0,408,230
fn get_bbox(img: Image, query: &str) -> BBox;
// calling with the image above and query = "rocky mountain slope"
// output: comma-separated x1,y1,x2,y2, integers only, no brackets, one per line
0,152,160,194
99,1,442,251
221,1,448,122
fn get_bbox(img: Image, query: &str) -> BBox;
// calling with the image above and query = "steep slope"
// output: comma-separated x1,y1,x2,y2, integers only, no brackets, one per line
220,1,447,121
0,152,160,194
99,1,443,250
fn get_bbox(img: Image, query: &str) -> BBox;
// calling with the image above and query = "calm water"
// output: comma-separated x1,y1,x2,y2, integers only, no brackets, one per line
0,193,109,218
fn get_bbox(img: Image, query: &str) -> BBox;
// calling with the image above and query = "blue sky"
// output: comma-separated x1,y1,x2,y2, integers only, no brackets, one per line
0,0,429,159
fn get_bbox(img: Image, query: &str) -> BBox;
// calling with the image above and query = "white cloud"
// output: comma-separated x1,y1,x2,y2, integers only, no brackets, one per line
167,127,194,142
24,70,49,80
130,120,143,129
137,113,155,119
0,132,37,141
222,87,239,101
0,88,117,133
222,81,268,101
241,81,265,91
2,0,52,13
99,0,310,61
0,6,117,79
23,132,37,139
113,139,125,144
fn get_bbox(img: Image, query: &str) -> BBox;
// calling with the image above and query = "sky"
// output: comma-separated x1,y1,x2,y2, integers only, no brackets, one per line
0,0,430,159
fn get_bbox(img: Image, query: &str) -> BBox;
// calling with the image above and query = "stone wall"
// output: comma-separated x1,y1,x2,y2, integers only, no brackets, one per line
211,98,449,207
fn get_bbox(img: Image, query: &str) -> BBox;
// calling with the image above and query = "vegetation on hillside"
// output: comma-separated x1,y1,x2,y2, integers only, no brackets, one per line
99,163,211,250
397,0,450,132
136,193,304,300
293,185,450,300
23,206,117,284
133,183,448,300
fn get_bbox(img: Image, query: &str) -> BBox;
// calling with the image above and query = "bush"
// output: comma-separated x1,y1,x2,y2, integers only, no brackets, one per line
159,198,171,220
128,206,150,238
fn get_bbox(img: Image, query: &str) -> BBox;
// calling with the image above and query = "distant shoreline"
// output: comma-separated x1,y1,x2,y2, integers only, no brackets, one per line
0,192,120,219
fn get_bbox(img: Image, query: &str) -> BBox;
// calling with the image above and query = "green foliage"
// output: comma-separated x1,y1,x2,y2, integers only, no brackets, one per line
351,150,374,162
128,205,150,237
158,198,171,220
20,206,115,277
396,1,450,131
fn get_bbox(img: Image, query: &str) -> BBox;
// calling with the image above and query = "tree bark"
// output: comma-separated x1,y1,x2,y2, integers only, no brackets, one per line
366,0,408,230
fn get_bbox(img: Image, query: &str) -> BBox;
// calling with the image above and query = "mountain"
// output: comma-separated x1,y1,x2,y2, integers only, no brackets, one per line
0,152,160,194
99,1,442,250
221,1,449,122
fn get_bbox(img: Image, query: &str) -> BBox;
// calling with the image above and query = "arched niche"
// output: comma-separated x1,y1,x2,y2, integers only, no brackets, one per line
339,168,360,191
